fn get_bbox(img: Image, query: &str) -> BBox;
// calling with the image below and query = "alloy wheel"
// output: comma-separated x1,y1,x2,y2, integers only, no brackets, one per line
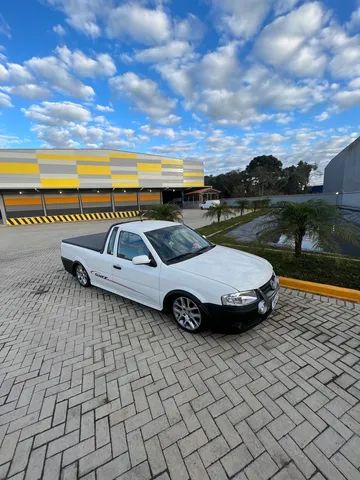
173,296,202,331
76,264,89,286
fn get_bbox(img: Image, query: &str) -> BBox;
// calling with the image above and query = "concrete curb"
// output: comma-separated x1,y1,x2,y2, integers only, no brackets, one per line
280,276,360,303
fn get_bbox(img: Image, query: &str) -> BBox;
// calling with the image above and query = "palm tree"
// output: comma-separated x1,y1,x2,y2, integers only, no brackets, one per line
258,200,360,257
203,203,233,223
145,203,183,222
236,199,249,216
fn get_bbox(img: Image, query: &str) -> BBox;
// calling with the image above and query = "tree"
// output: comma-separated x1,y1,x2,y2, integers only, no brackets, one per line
145,203,183,222
246,155,283,195
206,158,317,198
203,203,233,223
258,200,360,257
282,162,317,194
236,199,249,216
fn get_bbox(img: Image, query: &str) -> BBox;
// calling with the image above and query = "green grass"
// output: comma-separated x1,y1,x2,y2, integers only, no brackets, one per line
197,212,360,290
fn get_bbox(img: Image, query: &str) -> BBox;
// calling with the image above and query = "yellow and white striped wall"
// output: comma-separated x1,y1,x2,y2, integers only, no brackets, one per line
0,149,204,189
6,210,140,226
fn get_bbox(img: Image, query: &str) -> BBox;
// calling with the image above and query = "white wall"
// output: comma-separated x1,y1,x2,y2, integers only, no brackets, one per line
225,192,360,209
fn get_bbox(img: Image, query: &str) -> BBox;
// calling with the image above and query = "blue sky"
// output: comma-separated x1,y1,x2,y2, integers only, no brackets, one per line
0,0,359,183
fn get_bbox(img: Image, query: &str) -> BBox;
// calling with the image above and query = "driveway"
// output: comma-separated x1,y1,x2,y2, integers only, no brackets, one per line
0,220,359,479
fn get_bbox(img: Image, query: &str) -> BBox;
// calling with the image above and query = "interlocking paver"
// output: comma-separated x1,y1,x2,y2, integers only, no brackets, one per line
221,443,253,477
0,223,359,479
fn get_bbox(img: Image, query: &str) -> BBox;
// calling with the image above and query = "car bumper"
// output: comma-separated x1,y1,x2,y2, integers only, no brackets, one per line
61,256,74,275
203,287,280,329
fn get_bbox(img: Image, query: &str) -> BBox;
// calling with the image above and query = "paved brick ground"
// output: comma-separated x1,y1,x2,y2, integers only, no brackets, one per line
0,224,359,479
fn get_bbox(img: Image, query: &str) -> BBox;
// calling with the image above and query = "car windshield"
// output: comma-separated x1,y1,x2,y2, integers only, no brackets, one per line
145,224,215,264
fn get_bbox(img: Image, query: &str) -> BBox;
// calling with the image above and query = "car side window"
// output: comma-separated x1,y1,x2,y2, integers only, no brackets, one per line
117,231,150,260
107,227,118,255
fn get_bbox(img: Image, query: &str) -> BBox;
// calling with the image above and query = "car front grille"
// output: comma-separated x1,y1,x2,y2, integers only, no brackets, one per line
259,274,277,298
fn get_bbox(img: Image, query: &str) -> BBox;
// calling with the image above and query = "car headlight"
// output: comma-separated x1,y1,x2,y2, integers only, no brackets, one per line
221,290,258,306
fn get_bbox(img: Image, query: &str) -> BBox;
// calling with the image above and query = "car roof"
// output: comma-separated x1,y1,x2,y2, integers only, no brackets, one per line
118,220,181,234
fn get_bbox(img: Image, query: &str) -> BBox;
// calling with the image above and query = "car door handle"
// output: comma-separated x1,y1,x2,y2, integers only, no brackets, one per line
113,265,122,270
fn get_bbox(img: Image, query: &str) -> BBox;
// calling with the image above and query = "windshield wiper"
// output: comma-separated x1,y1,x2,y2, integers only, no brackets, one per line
194,245,215,255
167,244,215,264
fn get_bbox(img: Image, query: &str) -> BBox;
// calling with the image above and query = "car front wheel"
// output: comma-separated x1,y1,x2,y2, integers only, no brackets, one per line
75,263,90,287
172,295,204,332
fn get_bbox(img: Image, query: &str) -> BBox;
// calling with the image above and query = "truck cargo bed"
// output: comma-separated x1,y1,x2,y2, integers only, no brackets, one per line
62,232,107,252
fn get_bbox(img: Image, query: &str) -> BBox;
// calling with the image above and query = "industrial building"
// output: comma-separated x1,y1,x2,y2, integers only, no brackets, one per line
323,136,360,194
0,149,204,225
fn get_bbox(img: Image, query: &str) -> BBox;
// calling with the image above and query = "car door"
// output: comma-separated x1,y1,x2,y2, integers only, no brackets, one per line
88,226,120,291
111,230,161,309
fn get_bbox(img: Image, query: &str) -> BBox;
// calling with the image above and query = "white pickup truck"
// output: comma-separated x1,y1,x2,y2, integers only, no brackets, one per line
61,220,279,332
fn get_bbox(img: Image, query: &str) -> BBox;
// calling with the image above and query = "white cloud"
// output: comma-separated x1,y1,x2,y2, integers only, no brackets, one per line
26,106,140,149
0,91,12,108
0,133,21,147
23,101,91,126
329,34,360,78
45,0,202,49
46,0,102,37
212,0,270,40
110,72,179,124
156,38,328,127
156,42,240,101
151,142,195,154
273,0,301,15
96,104,114,112
0,62,34,84
347,5,360,32
0,46,113,101
26,55,94,99
174,14,205,42
157,62,194,99
195,43,240,90
135,41,192,63
140,124,205,141
140,124,176,140
106,4,171,45
254,2,328,77
333,89,360,109
56,46,116,77
53,24,66,35
315,111,330,121
0,14,11,38
2,84,51,99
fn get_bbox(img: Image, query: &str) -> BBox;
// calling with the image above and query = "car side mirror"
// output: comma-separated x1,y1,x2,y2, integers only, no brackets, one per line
132,255,151,265
202,235,207,239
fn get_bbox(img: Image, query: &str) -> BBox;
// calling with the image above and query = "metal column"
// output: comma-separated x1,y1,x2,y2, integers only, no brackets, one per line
137,191,140,211
78,191,83,214
111,190,115,212
0,194,7,225
40,193,47,216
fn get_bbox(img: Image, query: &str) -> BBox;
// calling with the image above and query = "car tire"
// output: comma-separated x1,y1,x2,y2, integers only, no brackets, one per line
75,263,91,287
171,295,204,333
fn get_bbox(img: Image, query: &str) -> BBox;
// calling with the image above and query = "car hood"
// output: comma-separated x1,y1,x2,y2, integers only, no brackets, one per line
170,245,273,291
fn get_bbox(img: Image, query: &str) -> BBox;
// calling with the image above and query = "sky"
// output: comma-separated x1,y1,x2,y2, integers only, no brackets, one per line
0,0,359,184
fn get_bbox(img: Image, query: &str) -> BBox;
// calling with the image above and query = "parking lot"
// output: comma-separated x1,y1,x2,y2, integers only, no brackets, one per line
0,214,359,480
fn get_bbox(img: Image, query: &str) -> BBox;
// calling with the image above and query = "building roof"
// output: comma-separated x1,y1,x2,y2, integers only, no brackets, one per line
184,187,220,195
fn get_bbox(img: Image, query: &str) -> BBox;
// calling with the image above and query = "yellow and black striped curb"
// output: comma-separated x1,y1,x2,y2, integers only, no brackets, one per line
6,210,140,226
